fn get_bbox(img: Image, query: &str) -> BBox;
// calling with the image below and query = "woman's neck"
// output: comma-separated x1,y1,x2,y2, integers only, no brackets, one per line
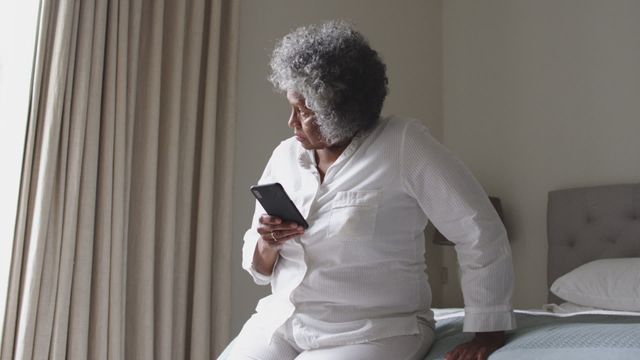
313,138,352,180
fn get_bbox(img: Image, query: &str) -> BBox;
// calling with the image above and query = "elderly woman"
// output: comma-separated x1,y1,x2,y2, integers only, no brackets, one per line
228,21,515,360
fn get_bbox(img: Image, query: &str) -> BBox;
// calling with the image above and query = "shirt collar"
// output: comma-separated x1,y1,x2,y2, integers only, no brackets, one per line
296,146,313,169
295,126,373,170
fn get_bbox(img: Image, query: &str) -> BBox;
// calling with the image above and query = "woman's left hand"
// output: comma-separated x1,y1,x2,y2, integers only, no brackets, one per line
445,331,506,360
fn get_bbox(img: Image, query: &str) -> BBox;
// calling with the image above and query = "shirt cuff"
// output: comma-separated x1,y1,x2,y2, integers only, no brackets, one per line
462,307,517,332
242,232,279,286
242,232,274,285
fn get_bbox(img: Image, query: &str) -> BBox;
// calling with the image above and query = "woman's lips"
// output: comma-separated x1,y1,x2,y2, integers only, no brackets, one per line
294,133,306,142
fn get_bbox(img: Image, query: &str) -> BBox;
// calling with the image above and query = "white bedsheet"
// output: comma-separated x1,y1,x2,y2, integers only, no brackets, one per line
433,306,640,321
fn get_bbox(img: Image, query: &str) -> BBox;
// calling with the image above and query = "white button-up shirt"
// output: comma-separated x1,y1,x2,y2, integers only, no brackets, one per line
242,117,516,349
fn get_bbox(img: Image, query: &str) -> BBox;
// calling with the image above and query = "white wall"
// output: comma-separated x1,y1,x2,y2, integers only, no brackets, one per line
231,0,443,335
443,0,640,308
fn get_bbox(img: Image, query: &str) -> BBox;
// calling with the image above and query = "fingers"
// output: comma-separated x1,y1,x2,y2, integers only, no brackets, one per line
258,227,304,246
257,214,305,247
476,348,488,360
259,214,303,229
445,347,461,360
259,214,283,225
257,222,302,234
445,343,491,360
273,229,301,241
259,229,303,248
257,222,304,236
259,214,303,226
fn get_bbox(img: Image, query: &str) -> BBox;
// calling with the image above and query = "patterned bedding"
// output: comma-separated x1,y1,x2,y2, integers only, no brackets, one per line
427,309,640,360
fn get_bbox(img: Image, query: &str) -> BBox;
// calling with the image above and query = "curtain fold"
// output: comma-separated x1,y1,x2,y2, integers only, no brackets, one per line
1,0,238,358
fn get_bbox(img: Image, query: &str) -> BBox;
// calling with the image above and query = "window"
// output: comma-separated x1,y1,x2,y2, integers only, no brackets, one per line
0,0,40,339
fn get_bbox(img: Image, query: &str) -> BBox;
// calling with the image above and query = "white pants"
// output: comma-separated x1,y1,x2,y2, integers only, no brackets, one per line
226,315,435,360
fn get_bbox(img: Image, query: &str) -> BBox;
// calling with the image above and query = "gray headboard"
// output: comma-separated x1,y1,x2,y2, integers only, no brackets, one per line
547,183,640,303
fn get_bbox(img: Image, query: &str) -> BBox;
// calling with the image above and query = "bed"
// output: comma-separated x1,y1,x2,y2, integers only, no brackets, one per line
218,183,640,359
424,183,640,359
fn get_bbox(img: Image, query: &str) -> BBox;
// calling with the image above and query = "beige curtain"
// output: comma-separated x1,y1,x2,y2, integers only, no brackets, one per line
1,0,238,358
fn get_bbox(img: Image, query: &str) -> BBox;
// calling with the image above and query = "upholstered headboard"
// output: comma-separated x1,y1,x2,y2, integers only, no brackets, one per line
547,183,640,303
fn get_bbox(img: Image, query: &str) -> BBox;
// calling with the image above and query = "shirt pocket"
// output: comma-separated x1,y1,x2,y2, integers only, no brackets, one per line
327,190,380,241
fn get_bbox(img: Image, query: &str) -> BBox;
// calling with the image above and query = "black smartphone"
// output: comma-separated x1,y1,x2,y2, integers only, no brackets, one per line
250,182,309,229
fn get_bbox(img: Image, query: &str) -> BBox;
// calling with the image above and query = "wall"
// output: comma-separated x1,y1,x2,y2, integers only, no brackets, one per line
443,0,640,308
230,0,443,335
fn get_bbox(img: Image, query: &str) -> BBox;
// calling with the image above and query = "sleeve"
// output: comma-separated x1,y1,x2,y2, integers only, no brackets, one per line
241,148,279,286
400,120,516,332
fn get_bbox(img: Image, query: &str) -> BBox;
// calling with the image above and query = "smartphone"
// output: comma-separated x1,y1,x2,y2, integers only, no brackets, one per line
250,182,309,229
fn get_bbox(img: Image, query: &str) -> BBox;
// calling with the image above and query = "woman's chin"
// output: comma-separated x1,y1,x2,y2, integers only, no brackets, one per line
296,137,312,148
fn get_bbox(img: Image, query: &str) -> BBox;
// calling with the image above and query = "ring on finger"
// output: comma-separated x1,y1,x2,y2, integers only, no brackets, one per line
270,231,278,242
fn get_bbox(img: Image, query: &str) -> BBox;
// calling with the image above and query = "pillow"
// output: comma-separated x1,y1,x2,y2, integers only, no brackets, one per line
550,257,640,312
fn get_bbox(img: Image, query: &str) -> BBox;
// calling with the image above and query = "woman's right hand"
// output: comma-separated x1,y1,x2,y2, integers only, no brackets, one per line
257,214,305,249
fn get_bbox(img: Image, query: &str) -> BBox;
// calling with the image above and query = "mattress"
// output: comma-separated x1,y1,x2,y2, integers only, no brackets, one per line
427,309,640,360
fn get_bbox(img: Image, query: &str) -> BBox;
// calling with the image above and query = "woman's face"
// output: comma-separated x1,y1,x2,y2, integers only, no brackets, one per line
286,91,328,150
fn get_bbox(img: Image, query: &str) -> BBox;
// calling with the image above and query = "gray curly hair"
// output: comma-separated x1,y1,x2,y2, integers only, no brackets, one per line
269,20,388,145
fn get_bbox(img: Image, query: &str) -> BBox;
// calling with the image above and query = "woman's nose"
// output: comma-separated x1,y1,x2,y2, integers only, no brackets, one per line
288,110,298,129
